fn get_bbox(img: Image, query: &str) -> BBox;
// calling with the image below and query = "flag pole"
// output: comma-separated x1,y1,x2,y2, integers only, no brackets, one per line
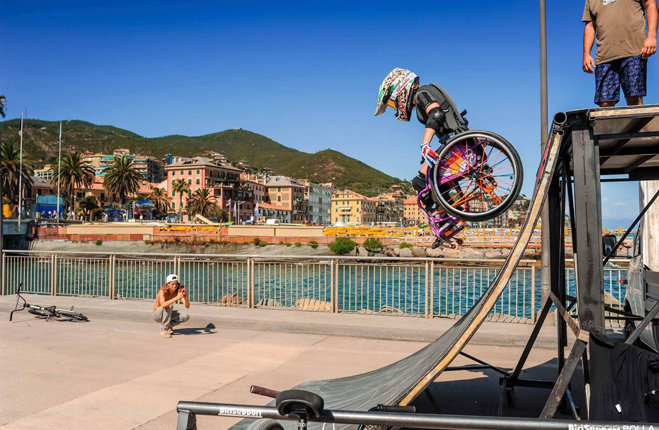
18,113,24,228
57,122,62,220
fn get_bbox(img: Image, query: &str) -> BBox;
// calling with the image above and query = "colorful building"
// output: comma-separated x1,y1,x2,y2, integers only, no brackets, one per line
165,157,253,222
266,176,306,223
330,190,377,225
403,197,426,226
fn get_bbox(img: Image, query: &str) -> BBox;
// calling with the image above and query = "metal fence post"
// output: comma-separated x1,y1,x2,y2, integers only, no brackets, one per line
429,261,435,319
332,259,339,313
51,254,57,296
247,258,254,308
1,251,5,296
109,254,116,300
424,261,429,318
175,256,181,276
531,262,536,322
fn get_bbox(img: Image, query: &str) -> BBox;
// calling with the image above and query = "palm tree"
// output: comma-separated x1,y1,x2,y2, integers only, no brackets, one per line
52,152,95,212
102,156,142,208
171,178,189,222
186,188,220,219
147,187,171,219
1,142,33,204
78,195,99,221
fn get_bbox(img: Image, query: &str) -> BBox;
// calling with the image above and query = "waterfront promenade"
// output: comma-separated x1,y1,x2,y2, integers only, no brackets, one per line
0,294,601,429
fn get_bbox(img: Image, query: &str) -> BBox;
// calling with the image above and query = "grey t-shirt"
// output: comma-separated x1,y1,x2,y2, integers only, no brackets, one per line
582,0,647,64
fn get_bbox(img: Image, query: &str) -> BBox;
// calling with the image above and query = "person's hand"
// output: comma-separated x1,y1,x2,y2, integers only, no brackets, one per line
641,36,657,59
421,143,438,165
582,54,596,73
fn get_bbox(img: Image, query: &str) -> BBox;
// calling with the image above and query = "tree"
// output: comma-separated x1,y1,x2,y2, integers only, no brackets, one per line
102,156,142,207
171,178,189,222
0,142,33,204
186,188,220,219
52,152,95,212
78,195,99,221
147,187,172,219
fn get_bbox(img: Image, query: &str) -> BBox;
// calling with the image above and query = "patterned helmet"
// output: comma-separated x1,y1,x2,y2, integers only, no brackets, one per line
374,68,418,121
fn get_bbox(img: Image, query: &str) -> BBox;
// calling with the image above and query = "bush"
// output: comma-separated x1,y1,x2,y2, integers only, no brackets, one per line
399,242,412,249
94,240,103,246
284,242,292,247
363,238,383,251
258,240,267,247
294,242,302,247
330,237,356,255
252,237,261,246
308,241,319,249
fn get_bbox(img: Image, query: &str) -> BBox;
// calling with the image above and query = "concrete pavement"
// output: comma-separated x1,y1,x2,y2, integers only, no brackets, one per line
0,294,596,429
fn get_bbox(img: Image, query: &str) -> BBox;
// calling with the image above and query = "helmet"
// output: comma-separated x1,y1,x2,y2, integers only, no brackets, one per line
374,68,418,121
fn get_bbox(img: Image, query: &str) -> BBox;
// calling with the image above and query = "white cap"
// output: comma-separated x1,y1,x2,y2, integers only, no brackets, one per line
166,274,179,284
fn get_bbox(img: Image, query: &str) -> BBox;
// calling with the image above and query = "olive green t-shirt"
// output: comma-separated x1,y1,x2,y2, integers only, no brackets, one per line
582,0,647,64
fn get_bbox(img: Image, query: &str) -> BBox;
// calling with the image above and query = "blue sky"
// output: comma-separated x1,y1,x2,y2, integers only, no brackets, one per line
1,0,656,227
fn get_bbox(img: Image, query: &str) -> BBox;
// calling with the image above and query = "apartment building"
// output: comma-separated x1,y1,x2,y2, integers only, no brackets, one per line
375,192,404,224
403,196,426,226
330,190,377,225
34,165,54,181
304,181,332,225
82,150,165,182
165,157,252,221
265,176,306,223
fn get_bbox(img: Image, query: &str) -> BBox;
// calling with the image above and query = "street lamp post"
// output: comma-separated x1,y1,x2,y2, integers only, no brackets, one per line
539,0,551,303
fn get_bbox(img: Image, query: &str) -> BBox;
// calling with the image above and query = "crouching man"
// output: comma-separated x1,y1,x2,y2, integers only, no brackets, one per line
152,274,190,338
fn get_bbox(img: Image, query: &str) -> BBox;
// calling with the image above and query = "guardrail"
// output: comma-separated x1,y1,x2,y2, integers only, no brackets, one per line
0,250,629,325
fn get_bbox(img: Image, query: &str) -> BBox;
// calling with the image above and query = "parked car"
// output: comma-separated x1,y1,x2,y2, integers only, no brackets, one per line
623,226,659,351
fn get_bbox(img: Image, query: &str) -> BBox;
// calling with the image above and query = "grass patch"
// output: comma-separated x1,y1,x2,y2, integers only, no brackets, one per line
284,242,292,247
258,240,267,247
308,241,319,249
399,242,412,249
252,237,262,246
94,240,103,246
294,242,302,247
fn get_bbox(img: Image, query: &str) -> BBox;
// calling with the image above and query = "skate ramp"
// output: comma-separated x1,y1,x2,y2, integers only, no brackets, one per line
233,115,567,429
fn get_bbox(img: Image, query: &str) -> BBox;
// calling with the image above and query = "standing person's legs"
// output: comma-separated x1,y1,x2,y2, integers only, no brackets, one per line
594,59,622,107
620,55,647,106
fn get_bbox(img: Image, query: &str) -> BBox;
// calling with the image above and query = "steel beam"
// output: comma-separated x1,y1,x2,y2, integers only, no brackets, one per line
570,123,604,332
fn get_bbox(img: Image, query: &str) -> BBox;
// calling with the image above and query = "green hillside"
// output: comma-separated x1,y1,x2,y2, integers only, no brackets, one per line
0,119,405,196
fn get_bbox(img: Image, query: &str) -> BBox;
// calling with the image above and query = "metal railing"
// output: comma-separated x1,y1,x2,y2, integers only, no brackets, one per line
0,250,629,325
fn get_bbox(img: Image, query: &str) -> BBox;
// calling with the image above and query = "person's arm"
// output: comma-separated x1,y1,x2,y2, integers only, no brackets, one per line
181,290,190,309
420,102,441,165
158,290,184,309
583,21,596,73
642,0,658,59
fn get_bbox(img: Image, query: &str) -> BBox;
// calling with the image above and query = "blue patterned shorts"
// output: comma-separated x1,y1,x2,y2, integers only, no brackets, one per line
594,55,647,104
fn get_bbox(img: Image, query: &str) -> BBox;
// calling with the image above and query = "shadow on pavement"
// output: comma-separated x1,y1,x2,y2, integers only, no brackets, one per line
412,357,584,420
173,323,216,335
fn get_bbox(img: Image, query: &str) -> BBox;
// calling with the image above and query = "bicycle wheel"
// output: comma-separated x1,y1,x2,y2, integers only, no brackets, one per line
56,310,89,321
430,130,523,222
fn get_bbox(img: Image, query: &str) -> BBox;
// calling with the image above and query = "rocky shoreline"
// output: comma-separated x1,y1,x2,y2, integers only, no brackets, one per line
28,239,544,260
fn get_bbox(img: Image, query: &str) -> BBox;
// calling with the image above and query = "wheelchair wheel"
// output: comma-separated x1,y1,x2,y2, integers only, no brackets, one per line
430,130,523,222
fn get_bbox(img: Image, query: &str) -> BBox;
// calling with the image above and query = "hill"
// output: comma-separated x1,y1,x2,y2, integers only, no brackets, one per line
0,119,407,196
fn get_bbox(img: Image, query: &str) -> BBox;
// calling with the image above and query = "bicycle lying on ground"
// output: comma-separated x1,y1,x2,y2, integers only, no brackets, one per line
420,129,523,249
9,285,89,322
